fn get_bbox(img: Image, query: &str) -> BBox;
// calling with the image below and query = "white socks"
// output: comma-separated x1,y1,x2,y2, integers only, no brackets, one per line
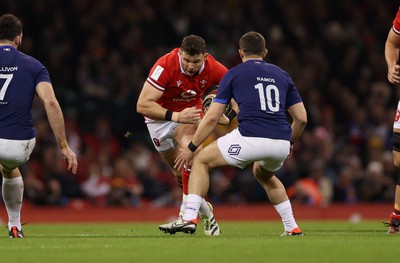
199,198,212,218
2,176,24,230
274,199,298,232
179,194,188,217
180,193,212,219
182,194,202,221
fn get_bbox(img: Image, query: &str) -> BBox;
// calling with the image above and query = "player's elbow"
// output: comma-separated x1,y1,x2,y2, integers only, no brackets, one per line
136,100,146,115
208,116,220,124
288,103,307,127
296,113,308,128
300,117,307,128
43,98,59,109
291,111,307,129
204,114,220,125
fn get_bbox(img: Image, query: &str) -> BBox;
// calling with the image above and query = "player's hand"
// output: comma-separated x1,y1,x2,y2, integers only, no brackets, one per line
217,114,230,125
61,147,78,174
177,107,202,124
388,65,400,84
174,147,194,171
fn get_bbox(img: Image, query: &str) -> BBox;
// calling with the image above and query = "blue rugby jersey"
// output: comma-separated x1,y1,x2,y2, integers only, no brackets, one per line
214,59,303,140
0,45,51,140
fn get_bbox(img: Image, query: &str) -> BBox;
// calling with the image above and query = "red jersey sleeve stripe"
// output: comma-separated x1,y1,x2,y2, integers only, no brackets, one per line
146,78,165,91
393,25,400,35
393,7,400,35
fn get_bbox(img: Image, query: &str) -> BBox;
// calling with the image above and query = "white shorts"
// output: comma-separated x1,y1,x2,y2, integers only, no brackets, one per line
217,129,290,171
394,101,400,129
146,121,180,152
0,138,36,170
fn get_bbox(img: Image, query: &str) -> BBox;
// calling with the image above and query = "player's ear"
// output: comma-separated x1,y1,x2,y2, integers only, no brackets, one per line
263,48,268,58
15,34,22,48
239,49,244,58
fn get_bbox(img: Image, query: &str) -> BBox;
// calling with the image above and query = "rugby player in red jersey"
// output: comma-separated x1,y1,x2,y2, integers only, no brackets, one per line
137,35,228,235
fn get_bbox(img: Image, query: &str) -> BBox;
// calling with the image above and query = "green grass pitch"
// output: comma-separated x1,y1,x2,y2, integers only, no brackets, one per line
0,221,398,263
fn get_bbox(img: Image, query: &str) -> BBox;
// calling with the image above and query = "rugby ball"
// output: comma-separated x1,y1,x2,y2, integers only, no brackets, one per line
202,90,231,115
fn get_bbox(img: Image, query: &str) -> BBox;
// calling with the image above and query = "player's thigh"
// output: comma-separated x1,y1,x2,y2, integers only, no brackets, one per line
217,129,290,170
173,123,197,146
146,121,178,152
394,150,400,168
0,138,35,171
194,141,228,169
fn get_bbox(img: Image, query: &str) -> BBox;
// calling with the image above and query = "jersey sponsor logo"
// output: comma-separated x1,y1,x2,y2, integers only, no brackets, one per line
172,97,196,102
228,144,241,155
150,65,164,81
180,89,197,98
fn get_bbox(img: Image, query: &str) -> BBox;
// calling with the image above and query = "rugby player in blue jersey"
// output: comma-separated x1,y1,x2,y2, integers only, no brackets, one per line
173,31,307,236
0,14,78,238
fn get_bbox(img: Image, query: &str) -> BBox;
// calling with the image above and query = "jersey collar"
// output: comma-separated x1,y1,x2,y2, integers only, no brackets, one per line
245,59,265,64
0,45,16,50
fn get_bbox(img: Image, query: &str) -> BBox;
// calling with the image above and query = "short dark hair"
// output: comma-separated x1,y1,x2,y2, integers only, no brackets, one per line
180,35,206,56
0,14,23,41
239,31,265,56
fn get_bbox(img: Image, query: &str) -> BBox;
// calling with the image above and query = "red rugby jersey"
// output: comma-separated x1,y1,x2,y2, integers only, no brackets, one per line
146,48,227,112
393,7,400,34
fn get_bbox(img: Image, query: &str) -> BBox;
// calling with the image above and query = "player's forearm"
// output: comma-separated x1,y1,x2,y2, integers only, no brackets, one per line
192,115,218,147
136,100,180,122
385,44,400,69
291,120,306,144
43,99,68,148
385,31,400,68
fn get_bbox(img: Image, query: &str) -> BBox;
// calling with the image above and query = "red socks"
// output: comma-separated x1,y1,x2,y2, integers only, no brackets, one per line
182,167,190,195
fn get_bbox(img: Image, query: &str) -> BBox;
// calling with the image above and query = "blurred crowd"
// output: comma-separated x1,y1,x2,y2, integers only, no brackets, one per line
0,0,399,207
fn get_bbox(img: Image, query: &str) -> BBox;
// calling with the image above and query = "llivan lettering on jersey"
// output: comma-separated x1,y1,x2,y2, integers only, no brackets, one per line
0,66,18,72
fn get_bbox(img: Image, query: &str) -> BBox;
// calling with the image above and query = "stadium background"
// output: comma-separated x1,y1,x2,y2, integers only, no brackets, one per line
0,0,399,221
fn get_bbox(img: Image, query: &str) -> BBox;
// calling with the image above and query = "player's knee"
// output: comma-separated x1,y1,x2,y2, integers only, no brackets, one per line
391,132,400,157
0,166,16,178
253,163,273,182
395,169,400,186
394,155,400,169
192,153,212,171
175,176,183,189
